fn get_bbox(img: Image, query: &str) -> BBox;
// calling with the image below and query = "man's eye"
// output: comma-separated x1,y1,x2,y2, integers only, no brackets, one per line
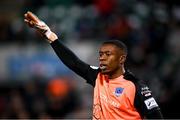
106,53,111,56
99,53,103,57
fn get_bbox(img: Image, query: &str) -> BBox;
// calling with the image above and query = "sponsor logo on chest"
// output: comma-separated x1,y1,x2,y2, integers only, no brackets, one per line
114,87,124,97
100,94,120,108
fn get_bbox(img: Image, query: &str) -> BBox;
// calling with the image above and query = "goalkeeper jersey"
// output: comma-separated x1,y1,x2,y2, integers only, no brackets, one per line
93,73,142,119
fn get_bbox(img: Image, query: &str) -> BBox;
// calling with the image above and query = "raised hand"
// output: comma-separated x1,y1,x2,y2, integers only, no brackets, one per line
24,11,58,42
24,11,40,27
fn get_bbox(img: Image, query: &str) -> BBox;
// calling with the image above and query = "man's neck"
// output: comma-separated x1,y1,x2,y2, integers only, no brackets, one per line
108,67,125,79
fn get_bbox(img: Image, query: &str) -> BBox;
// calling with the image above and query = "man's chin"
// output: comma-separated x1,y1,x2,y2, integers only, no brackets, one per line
101,70,109,74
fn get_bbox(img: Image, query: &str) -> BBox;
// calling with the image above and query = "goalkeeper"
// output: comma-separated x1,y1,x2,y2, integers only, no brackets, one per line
24,11,163,119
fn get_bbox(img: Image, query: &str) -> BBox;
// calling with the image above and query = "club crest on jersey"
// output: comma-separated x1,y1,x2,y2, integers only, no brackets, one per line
115,87,124,97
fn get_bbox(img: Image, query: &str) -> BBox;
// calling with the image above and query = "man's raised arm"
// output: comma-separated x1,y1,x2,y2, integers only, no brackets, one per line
24,11,98,86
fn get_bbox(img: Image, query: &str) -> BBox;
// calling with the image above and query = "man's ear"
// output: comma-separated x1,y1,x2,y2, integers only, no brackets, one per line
119,55,126,64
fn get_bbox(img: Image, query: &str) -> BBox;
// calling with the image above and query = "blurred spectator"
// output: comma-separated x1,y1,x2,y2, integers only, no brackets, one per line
46,77,81,118
94,0,117,16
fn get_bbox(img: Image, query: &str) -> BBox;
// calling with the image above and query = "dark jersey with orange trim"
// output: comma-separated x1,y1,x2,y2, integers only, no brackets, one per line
50,40,163,119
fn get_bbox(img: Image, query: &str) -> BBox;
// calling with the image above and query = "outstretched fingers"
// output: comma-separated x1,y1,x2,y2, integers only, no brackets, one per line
24,11,39,23
24,11,41,28
26,11,40,23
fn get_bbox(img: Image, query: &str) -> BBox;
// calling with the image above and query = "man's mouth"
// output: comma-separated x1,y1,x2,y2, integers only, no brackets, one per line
99,64,107,71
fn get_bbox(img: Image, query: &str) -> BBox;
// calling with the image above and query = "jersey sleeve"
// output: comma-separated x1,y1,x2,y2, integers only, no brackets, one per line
50,39,99,86
134,81,163,119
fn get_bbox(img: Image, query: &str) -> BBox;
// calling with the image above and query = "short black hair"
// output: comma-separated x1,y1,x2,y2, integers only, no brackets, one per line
102,40,128,55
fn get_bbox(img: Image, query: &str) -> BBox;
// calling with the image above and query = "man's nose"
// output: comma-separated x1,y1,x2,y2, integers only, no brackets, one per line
99,55,107,61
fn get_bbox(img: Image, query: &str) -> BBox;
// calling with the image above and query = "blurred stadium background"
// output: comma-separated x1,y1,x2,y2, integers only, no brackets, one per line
0,0,180,119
